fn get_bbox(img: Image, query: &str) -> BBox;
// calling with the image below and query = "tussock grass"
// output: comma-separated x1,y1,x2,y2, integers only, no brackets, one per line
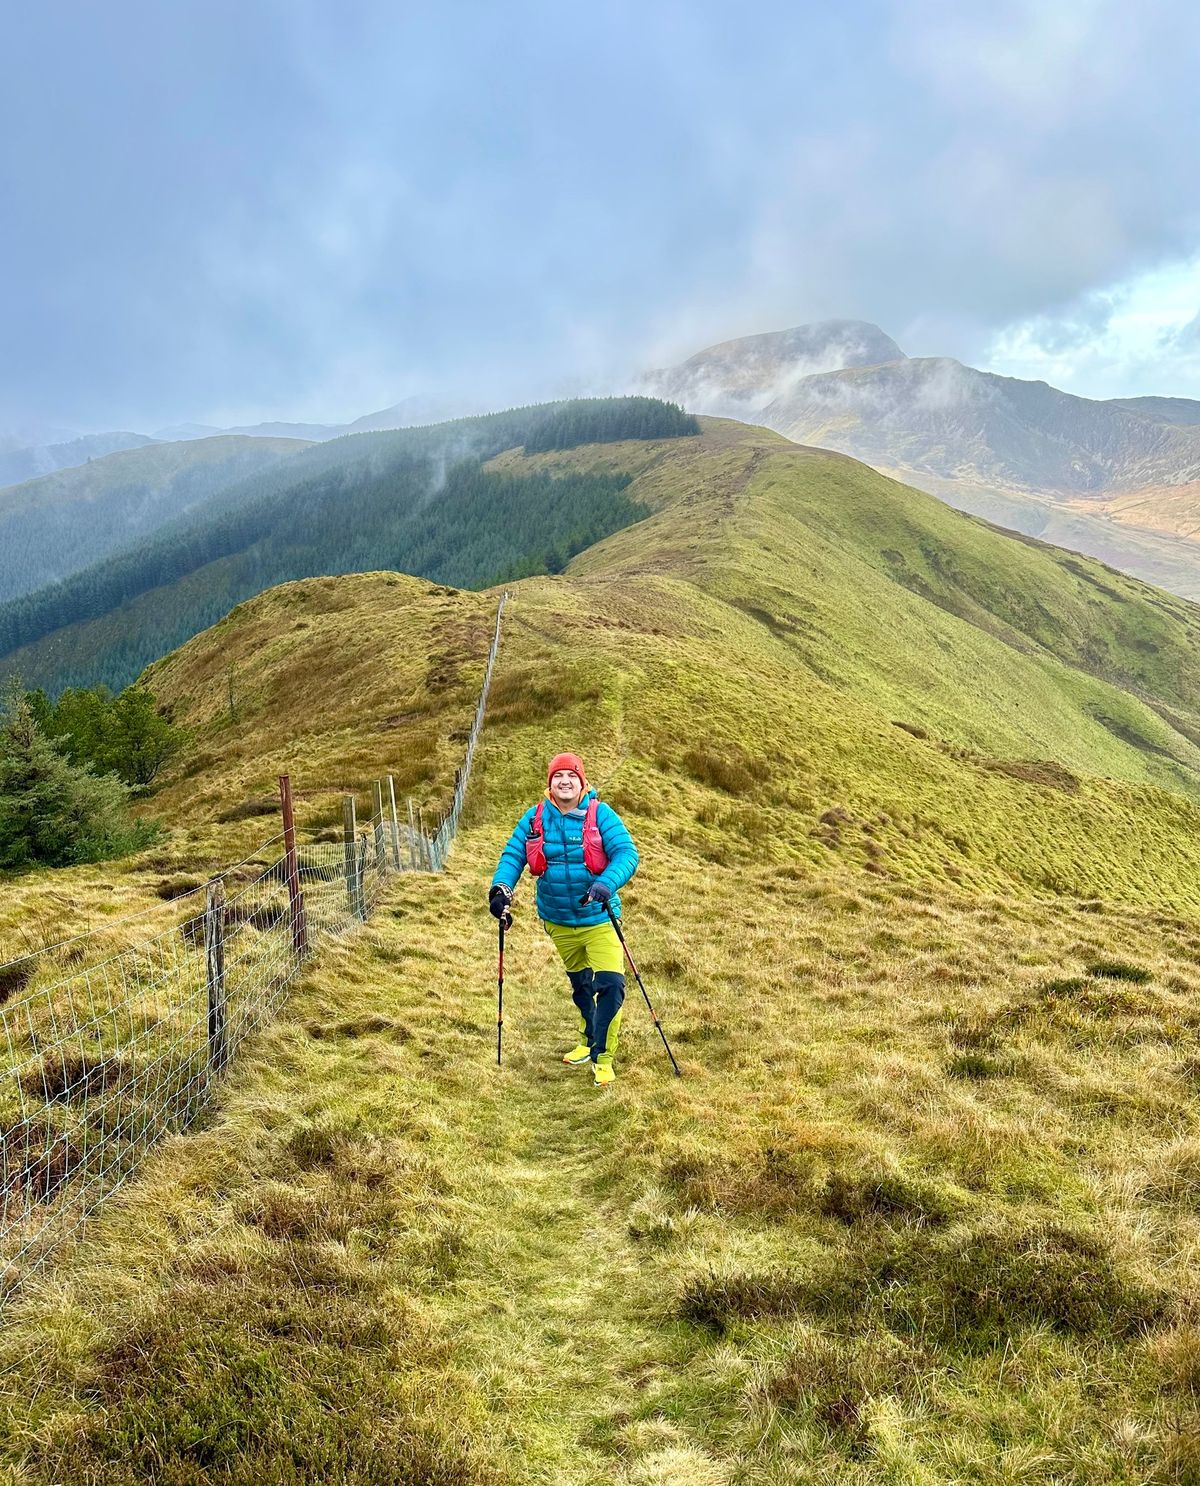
8,423,1200,1479
749,1330,928,1444
677,1267,809,1334
1088,957,1155,982
816,1165,964,1227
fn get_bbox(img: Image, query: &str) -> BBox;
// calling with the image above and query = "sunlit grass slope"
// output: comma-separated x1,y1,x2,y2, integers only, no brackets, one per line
6,422,1200,1482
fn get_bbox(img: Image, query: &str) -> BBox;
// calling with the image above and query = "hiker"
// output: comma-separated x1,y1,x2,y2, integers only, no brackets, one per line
489,752,638,1086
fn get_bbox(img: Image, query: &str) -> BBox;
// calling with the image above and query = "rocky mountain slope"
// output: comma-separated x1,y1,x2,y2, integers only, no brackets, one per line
643,323,1200,596
1108,395,1200,427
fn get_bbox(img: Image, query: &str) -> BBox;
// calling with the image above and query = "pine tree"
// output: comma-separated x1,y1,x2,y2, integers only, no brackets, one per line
0,684,150,868
105,686,185,786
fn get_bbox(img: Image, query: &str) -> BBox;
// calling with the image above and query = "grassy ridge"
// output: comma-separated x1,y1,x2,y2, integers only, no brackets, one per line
5,424,1200,1480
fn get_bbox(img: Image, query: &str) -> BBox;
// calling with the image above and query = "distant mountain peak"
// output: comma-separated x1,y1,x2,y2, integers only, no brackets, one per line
641,319,906,414
637,323,1200,597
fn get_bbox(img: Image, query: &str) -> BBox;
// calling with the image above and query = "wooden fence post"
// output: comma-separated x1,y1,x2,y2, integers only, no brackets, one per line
417,806,430,872
371,780,388,877
342,795,359,918
204,880,228,1074
278,774,308,957
387,775,402,871
407,799,419,871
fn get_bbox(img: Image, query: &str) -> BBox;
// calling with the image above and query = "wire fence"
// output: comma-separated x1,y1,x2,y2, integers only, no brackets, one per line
430,590,508,869
0,592,508,1297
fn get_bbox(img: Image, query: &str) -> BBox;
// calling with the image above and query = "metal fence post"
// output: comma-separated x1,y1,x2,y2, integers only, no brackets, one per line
356,833,370,919
387,775,402,871
342,795,359,919
204,880,228,1074
278,774,308,957
372,780,388,877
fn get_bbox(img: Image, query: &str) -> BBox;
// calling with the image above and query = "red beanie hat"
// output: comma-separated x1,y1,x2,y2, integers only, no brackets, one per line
547,752,587,789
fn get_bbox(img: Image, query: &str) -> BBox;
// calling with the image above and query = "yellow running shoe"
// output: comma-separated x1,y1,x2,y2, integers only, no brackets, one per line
562,1044,591,1066
593,1062,616,1087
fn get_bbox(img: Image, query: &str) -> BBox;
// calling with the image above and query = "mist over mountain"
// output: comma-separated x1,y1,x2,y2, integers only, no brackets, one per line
0,435,310,604
766,357,1200,493
151,395,485,446
642,322,1200,596
641,319,905,415
0,431,157,487
0,400,480,492
15,318,1200,610
0,397,697,693
0,420,80,454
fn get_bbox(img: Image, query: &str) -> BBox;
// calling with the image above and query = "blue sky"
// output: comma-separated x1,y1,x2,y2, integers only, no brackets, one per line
3,0,1199,434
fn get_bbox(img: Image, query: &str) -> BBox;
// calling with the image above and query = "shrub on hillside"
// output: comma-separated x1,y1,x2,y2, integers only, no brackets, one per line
30,681,186,787
0,686,157,870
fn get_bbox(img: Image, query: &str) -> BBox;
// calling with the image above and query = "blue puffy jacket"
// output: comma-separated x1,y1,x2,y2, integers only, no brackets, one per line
492,789,639,927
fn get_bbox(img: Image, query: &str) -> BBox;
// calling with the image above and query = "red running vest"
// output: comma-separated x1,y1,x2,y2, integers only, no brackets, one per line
525,797,609,877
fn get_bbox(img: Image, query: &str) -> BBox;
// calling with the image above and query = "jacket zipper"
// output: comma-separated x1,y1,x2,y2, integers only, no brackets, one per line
561,805,576,910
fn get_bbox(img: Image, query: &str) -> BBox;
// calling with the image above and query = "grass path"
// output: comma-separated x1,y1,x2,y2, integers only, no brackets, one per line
426,946,712,1486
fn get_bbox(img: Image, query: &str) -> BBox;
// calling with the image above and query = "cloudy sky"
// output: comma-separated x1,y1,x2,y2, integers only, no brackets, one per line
3,0,1199,435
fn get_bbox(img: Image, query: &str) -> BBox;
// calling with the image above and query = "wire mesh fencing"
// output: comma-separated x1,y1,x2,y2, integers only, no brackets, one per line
428,590,508,870
0,591,509,1297
0,823,394,1293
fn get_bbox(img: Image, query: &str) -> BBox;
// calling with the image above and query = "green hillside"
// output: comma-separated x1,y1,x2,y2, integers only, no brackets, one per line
6,421,1200,1482
0,435,310,603
0,398,697,694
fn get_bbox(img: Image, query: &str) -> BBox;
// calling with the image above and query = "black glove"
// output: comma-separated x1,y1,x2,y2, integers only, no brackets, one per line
584,881,612,904
489,885,512,921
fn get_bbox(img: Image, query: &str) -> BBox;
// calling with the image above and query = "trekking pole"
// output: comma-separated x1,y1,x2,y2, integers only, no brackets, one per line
601,901,681,1077
496,908,512,1066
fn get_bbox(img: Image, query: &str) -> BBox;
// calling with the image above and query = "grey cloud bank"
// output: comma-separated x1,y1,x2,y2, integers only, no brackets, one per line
2,0,1200,435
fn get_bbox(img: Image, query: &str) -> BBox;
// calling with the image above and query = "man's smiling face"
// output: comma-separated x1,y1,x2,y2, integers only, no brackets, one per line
550,769,583,807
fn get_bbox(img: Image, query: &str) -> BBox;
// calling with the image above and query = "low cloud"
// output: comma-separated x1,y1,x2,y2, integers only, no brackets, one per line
4,1,1200,431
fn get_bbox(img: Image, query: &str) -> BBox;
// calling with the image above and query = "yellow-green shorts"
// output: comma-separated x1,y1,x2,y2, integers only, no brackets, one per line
543,919,625,975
